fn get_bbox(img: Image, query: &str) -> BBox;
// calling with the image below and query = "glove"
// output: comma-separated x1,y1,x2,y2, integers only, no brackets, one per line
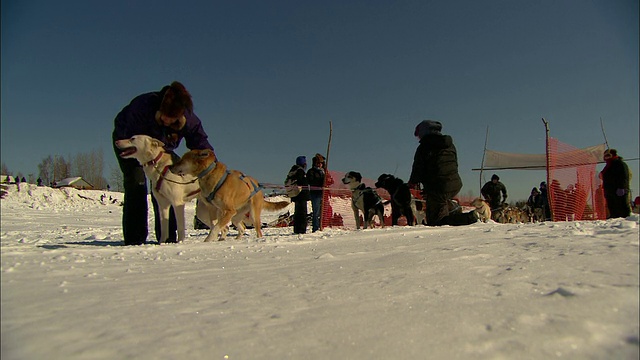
502,194,508,202
616,188,627,197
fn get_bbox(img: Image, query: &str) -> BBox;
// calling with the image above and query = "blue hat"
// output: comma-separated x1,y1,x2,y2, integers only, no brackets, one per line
296,156,306,166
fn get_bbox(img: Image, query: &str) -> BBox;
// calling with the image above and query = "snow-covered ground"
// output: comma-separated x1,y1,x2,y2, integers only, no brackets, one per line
1,183,638,359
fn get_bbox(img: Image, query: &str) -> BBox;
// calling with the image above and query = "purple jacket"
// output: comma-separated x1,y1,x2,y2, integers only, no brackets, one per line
113,86,213,153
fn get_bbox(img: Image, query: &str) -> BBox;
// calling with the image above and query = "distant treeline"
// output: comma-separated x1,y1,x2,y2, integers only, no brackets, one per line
1,149,123,191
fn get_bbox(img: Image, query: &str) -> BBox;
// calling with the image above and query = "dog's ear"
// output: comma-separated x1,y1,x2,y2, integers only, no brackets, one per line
151,138,166,149
354,172,362,182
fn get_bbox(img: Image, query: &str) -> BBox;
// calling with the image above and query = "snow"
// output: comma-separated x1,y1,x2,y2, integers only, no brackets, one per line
1,183,639,359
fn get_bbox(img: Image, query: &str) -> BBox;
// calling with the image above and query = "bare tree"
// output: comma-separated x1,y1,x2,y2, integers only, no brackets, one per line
38,156,54,185
73,149,107,189
54,155,71,180
1,162,10,175
109,164,124,192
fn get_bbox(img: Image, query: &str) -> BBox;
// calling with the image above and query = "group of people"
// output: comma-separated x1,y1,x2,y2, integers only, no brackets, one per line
526,182,552,221
286,153,328,235
112,81,634,245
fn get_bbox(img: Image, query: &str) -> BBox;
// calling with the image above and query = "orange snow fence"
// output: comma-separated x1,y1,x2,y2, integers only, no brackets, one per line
548,138,607,221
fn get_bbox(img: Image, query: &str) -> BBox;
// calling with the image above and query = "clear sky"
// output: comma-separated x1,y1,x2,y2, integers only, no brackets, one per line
2,0,638,201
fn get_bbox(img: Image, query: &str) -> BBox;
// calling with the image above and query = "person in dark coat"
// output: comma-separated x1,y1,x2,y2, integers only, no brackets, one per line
289,156,309,235
527,187,543,209
112,81,214,245
481,174,508,210
409,120,477,226
306,153,326,232
600,148,631,218
539,181,551,220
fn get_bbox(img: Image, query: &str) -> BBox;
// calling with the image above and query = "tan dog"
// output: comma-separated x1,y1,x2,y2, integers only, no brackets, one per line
115,135,209,244
171,149,290,241
470,197,491,223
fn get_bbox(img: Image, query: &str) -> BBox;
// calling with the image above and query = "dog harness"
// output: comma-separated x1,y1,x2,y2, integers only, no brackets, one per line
144,151,200,196
351,184,383,207
202,167,262,204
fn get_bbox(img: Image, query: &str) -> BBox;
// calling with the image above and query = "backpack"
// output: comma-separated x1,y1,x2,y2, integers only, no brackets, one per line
284,168,301,198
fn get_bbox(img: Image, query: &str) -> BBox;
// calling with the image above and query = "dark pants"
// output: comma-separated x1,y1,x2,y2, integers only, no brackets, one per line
310,192,322,232
424,191,476,226
113,135,177,245
605,190,631,219
293,199,308,234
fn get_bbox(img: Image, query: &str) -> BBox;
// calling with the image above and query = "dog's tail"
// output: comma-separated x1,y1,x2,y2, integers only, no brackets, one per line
263,200,291,212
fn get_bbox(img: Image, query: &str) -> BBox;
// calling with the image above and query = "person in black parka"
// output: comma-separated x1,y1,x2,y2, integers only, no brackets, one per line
289,156,310,234
409,120,477,226
306,153,326,232
600,148,631,218
481,174,508,210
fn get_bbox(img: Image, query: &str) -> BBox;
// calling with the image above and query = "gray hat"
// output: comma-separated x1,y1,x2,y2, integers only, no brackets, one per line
414,120,442,139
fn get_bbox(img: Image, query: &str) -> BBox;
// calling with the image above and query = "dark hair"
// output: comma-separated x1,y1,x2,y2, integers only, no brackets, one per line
160,81,193,118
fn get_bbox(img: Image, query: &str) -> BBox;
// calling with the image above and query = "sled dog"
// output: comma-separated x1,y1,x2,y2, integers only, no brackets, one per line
470,197,491,223
375,173,417,226
171,149,290,241
115,135,208,243
342,171,385,229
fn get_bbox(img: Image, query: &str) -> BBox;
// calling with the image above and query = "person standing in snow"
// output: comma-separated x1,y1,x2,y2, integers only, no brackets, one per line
306,153,326,232
287,156,309,235
481,174,508,210
539,181,552,221
600,148,631,218
112,81,214,245
409,120,478,226
527,187,543,209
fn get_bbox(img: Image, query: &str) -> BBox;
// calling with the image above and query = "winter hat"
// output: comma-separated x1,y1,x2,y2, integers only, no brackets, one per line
540,181,546,188
531,187,539,194
296,156,307,166
160,81,193,118
414,120,443,139
604,148,617,158
312,153,325,166
491,174,500,181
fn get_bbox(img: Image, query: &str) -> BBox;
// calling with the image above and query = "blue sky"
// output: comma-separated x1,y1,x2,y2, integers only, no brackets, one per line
2,0,638,201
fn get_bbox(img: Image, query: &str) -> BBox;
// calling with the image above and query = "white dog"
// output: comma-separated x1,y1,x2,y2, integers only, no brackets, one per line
115,135,208,243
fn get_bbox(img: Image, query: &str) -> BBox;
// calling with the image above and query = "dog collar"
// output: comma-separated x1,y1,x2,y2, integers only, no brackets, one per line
145,152,164,167
197,161,217,179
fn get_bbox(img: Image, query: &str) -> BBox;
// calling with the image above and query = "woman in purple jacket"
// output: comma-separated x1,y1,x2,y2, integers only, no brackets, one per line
112,81,213,245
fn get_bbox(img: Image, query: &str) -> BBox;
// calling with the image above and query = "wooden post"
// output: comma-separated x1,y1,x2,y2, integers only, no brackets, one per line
542,118,553,221
479,125,489,195
320,121,333,230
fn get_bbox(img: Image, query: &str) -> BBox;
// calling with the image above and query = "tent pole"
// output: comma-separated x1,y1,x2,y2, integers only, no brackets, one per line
600,117,610,149
479,125,489,195
542,118,553,221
